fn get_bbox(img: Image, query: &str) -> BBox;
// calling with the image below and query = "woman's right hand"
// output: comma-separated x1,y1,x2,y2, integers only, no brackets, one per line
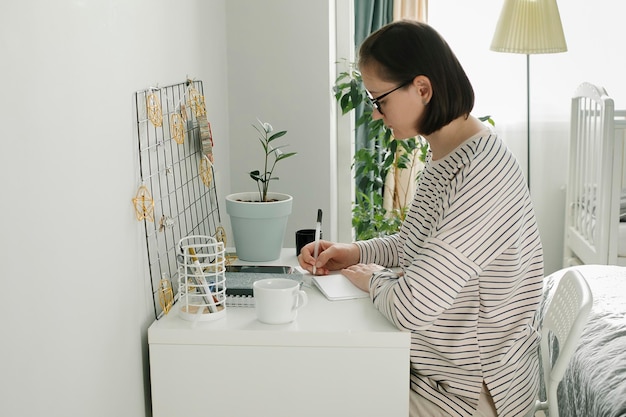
297,241,360,275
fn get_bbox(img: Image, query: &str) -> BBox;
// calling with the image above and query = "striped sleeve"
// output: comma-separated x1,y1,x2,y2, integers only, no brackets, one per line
355,233,401,267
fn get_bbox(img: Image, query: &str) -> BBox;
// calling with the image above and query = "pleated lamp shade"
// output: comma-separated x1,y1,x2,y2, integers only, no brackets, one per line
491,0,567,54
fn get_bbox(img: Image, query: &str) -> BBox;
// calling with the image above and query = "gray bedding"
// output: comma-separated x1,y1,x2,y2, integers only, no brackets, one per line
541,266,626,417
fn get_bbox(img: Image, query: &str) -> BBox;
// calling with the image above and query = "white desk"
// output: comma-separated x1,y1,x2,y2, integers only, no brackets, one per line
148,249,410,417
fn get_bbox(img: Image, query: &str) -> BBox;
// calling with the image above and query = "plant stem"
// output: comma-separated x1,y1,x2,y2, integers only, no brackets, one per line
262,134,269,201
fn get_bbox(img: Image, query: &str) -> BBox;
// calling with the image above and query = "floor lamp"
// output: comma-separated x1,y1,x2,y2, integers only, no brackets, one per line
490,0,567,190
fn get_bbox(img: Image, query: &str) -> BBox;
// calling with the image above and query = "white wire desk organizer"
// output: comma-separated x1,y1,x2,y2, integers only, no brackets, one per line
177,235,226,322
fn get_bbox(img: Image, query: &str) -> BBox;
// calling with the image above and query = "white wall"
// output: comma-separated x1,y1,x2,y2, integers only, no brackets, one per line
223,0,336,248
0,1,335,416
0,1,229,416
430,0,626,274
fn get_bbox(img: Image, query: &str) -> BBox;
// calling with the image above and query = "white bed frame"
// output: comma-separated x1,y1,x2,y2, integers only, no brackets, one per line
563,82,626,267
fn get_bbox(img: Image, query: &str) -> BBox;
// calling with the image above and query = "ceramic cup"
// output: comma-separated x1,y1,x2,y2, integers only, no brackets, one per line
253,278,308,324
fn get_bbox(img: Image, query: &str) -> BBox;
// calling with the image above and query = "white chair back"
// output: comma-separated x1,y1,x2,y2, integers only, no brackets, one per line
532,269,593,417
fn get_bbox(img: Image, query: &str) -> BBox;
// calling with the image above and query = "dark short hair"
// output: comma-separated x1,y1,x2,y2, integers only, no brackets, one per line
358,20,474,135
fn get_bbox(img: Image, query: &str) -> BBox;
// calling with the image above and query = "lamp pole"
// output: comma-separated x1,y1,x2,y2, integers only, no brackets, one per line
526,54,530,190
489,0,568,192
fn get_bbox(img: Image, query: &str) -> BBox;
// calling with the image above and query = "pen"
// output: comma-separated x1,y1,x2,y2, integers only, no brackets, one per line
313,209,322,275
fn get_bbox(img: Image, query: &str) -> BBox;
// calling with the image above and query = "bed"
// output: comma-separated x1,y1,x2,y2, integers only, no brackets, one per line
563,82,626,267
539,265,626,417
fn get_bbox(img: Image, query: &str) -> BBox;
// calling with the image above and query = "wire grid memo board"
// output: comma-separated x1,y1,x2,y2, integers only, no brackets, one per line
134,79,224,320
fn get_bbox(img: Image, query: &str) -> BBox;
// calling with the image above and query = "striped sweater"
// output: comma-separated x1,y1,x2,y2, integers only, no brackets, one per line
356,130,544,417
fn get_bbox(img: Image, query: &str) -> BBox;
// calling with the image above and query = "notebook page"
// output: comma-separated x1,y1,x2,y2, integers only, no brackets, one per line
312,271,369,301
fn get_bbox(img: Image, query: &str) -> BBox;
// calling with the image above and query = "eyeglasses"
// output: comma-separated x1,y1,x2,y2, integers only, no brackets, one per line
366,79,413,115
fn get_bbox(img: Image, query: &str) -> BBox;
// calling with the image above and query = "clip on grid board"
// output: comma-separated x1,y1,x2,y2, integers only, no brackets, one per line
134,79,224,319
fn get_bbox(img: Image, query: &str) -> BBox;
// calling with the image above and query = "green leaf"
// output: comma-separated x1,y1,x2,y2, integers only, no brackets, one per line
268,130,287,142
349,79,361,105
356,112,371,127
478,115,495,126
403,137,416,150
383,154,394,169
252,124,265,136
340,94,353,114
275,152,297,161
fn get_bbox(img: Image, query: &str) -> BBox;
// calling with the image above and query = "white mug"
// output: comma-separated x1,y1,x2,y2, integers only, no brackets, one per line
253,278,308,324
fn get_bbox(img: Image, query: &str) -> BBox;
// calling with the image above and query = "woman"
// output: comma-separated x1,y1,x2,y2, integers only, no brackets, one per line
299,21,543,417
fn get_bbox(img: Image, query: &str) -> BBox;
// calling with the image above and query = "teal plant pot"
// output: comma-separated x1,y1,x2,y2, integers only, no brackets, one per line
225,192,293,262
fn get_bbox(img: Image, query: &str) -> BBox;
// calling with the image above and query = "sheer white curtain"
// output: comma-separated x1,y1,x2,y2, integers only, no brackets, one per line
393,0,428,21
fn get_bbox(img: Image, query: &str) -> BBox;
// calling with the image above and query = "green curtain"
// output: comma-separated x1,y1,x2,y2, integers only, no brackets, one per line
354,0,393,194
355,0,393,50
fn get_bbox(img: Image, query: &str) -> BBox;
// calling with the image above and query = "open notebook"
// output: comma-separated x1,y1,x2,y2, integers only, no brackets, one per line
312,272,369,301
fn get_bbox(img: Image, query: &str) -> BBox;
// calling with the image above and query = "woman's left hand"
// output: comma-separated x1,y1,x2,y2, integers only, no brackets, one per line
341,263,386,293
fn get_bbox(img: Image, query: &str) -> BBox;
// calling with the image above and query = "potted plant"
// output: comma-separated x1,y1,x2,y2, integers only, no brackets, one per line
225,119,297,261
334,62,429,239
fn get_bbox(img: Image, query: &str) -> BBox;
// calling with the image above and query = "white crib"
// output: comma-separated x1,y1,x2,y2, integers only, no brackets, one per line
563,82,626,266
